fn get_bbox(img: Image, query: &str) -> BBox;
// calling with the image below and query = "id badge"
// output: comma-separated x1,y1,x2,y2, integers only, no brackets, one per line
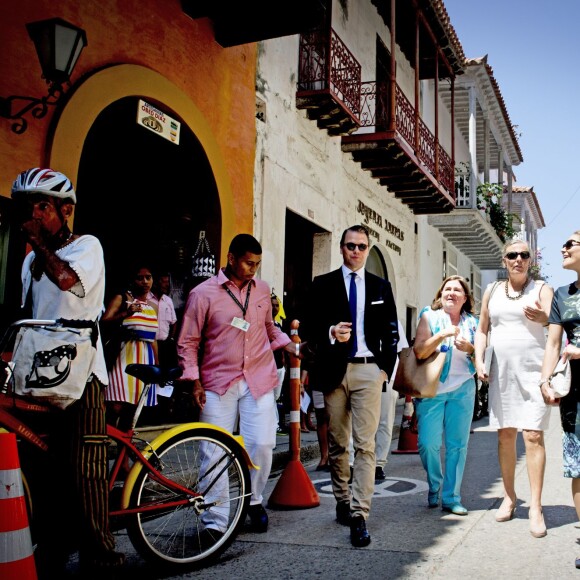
231,316,250,332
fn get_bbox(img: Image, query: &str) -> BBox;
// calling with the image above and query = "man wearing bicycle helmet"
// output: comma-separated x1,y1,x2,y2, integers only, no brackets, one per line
11,168,124,576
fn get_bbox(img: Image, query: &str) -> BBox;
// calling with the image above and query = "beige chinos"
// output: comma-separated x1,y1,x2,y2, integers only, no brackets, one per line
325,361,383,519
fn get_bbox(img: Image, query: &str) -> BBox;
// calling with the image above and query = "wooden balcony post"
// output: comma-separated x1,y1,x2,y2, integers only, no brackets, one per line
389,0,396,132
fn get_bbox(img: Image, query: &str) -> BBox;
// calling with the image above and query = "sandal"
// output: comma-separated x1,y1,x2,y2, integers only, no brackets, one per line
529,508,547,538
495,497,517,522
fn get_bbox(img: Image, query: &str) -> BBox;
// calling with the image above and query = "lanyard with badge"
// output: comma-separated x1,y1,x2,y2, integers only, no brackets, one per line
223,282,251,332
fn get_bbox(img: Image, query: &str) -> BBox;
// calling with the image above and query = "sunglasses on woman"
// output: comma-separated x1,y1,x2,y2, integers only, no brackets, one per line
562,240,580,250
504,251,530,260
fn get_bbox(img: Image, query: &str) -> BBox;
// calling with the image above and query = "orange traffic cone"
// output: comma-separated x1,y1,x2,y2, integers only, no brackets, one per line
268,320,319,509
0,432,37,580
392,395,419,454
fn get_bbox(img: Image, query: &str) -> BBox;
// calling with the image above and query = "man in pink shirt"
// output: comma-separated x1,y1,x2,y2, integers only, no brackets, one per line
177,234,297,534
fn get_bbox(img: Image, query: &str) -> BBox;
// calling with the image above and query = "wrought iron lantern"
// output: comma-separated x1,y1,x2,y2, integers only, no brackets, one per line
0,18,87,134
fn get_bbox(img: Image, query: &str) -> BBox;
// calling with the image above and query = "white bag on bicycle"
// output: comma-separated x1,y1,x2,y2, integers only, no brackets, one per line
10,327,96,410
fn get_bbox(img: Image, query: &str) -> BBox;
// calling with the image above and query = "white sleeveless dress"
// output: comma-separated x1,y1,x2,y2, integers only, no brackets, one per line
488,280,550,430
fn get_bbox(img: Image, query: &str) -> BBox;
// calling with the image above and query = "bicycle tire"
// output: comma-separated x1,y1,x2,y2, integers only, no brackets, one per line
125,426,251,569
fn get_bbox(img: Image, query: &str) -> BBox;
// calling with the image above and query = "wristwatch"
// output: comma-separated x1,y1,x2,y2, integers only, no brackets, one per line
538,378,550,388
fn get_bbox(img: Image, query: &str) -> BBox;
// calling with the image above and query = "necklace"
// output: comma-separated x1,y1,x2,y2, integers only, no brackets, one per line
59,231,73,249
505,278,530,301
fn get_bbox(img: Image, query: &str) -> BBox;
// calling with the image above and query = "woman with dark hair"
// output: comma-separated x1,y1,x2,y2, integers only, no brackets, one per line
414,275,478,515
540,232,580,567
102,263,159,430
475,238,552,537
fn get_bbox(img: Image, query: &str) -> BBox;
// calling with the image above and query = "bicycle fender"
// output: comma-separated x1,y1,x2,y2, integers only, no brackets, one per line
122,422,259,508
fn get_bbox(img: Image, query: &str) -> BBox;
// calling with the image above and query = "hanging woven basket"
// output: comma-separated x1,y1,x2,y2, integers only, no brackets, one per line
191,231,216,278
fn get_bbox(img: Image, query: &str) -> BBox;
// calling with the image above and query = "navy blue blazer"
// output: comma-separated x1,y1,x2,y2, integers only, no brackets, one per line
302,268,399,393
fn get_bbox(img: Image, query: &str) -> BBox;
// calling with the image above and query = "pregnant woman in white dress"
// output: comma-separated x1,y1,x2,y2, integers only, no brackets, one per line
475,239,553,538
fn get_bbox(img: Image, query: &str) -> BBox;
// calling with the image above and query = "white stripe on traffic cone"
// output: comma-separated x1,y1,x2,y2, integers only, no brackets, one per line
0,432,37,579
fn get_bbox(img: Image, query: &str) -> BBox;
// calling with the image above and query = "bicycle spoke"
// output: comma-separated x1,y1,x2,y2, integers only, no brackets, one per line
126,428,250,568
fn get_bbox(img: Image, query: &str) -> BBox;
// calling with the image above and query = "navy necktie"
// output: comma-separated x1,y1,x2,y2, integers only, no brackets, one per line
349,272,358,356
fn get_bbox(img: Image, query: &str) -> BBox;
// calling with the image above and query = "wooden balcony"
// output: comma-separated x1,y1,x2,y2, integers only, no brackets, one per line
428,212,503,268
296,29,361,137
427,175,503,269
341,81,456,215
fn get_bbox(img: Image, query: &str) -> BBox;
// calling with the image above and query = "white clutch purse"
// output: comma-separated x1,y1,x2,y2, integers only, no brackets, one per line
550,357,571,398
484,345,494,377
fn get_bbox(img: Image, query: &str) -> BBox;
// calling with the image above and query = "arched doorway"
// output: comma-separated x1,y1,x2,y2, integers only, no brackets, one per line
74,96,221,313
366,246,388,280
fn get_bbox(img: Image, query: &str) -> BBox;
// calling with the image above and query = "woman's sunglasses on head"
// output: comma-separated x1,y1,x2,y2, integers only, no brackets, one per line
562,240,580,250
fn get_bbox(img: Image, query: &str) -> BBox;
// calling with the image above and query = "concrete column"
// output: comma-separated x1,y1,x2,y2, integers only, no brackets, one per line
483,116,490,183
469,86,477,207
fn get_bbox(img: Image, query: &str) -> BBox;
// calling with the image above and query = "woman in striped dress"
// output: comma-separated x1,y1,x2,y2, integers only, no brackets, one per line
102,264,159,430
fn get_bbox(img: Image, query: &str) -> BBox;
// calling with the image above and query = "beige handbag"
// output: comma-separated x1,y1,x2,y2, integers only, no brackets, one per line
550,357,571,398
393,347,446,399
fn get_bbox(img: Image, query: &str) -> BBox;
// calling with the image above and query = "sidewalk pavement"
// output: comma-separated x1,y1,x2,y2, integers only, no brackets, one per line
100,398,577,578
204,404,578,579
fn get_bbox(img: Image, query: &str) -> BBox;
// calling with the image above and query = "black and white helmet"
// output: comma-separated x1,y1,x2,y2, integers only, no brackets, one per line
11,168,76,204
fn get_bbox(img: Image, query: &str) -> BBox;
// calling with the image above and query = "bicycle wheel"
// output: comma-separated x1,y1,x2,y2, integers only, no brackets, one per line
126,426,251,569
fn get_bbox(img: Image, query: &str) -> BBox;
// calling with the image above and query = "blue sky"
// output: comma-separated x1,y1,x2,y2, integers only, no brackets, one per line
444,0,580,289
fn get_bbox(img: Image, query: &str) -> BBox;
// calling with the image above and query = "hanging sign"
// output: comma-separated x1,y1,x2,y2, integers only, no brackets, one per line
137,100,180,145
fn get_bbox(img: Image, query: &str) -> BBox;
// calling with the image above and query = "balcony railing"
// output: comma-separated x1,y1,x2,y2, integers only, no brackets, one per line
298,28,361,120
455,173,470,207
358,81,454,195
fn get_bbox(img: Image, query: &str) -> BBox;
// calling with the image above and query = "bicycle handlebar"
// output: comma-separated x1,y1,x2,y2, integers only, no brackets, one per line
10,318,96,329
1,318,100,354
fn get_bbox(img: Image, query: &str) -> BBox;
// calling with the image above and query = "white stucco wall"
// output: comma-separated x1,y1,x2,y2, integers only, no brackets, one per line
255,29,419,330
254,1,490,338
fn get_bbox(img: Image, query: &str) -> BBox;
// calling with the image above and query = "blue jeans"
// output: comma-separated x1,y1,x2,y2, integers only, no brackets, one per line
414,377,475,505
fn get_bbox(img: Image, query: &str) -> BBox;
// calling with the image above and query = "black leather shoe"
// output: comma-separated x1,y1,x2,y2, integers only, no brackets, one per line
247,504,268,533
336,500,352,526
375,466,386,481
350,515,371,547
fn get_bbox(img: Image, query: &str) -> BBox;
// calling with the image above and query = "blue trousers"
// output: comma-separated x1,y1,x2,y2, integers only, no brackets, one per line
414,377,475,505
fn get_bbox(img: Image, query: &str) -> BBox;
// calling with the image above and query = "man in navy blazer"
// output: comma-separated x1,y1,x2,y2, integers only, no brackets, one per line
303,225,399,547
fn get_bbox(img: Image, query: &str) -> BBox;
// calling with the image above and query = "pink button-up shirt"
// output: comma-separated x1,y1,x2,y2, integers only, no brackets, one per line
177,268,291,398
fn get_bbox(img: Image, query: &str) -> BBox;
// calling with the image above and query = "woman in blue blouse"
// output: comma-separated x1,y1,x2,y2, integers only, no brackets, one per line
414,275,478,515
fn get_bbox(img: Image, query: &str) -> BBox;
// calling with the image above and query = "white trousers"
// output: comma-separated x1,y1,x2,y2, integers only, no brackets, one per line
375,383,398,467
273,367,286,429
201,379,276,511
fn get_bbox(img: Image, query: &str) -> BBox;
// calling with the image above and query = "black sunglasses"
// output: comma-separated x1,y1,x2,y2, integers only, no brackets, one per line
504,251,530,260
344,242,368,251
562,240,580,250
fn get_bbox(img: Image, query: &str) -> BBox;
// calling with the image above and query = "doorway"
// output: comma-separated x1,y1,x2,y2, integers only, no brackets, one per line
282,210,326,329
74,96,221,312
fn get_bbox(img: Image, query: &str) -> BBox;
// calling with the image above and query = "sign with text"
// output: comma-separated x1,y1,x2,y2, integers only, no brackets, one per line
137,100,180,145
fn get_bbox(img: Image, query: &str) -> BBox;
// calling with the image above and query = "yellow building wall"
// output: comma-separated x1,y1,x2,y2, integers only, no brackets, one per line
0,0,257,257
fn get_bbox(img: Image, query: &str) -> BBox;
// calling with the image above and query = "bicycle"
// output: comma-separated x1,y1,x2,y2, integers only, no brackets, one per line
0,318,256,571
